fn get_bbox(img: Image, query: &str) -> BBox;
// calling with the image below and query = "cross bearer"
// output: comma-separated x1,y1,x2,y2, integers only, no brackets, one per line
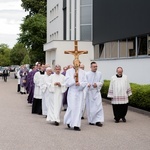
64,41,88,131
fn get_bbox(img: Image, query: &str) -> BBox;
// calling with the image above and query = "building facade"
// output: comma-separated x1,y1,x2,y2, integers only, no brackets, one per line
93,0,150,84
44,0,93,70
44,0,150,84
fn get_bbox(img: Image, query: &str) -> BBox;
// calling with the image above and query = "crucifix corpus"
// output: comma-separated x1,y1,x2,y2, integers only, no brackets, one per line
64,40,88,83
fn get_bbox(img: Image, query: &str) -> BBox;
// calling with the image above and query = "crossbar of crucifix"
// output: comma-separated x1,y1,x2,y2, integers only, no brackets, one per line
64,40,88,82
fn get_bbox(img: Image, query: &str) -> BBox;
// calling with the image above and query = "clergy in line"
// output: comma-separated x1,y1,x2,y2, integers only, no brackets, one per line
41,67,53,116
64,65,87,131
86,62,104,127
27,65,38,104
46,65,66,126
107,67,132,123
20,65,29,94
32,64,45,115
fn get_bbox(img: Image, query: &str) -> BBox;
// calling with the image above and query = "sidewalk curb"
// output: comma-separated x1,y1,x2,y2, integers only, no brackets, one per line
102,98,150,117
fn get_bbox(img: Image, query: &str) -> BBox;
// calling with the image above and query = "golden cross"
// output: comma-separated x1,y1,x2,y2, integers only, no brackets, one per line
64,40,88,82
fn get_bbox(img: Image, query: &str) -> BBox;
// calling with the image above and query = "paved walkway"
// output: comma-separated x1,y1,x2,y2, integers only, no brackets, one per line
0,73,150,150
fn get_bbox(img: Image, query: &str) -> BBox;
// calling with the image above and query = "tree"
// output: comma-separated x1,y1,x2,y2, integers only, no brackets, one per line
21,0,46,16
0,44,11,66
10,43,28,65
21,53,31,65
18,0,47,64
18,13,46,64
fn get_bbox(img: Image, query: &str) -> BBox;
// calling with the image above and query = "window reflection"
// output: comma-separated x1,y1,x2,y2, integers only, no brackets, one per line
120,39,127,57
137,36,147,55
128,38,136,57
111,41,118,58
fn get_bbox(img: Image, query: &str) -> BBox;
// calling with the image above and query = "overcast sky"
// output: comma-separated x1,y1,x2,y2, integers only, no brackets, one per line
0,0,28,48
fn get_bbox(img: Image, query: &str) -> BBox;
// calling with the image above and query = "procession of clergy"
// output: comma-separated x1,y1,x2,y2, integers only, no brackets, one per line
17,62,132,131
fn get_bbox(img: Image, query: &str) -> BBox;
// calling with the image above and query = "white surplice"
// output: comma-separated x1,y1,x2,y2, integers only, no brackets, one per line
40,73,51,116
86,71,104,124
33,71,43,99
64,68,87,128
107,74,132,104
46,73,66,123
81,71,88,118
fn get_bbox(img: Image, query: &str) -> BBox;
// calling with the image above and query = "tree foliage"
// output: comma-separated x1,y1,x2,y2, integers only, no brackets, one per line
0,44,11,66
21,0,46,16
10,43,28,65
21,53,31,65
19,0,47,64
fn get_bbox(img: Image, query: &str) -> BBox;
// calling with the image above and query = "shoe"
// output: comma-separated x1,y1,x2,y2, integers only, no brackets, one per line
96,122,103,127
89,123,95,125
74,126,81,131
81,117,84,120
55,121,59,126
122,118,126,122
67,124,70,128
115,120,119,123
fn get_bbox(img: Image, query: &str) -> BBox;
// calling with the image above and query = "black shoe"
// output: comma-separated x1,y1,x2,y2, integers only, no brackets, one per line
115,120,119,123
96,122,103,127
74,126,81,131
81,116,84,120
122,118,126,122
89,123,95,125
67,124,70,128
55,121,59,126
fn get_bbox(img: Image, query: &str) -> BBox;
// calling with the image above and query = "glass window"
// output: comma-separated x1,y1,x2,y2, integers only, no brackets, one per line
80,25,91,41
94,45,99,59
147,35,150,55
81,0,92,5
99,44,105,58
105,42,111,58
111,41,118,58
127,38,136,57
137,35,147,55
80,6,92,24
119,39,127,57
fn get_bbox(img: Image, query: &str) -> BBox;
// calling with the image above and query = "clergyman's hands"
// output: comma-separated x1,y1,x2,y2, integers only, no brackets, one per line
54,82,61,87
88,84,91,88
75,82,80,86
57,82,61,87
93,83,97,88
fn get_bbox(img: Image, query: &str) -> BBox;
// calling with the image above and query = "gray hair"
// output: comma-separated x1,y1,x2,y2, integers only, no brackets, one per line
55,64,61,69
46,67,52,71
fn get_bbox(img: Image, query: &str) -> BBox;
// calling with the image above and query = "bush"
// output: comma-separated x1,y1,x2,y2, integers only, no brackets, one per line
101,80,150,112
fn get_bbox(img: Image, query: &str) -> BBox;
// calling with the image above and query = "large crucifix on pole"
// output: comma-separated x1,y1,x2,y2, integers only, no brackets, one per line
64,40,88,83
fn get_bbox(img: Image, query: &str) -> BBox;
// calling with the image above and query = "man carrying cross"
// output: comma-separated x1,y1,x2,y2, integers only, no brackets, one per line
64,41,88,131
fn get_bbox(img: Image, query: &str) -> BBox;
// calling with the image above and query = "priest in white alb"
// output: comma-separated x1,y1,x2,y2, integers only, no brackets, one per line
107,67,132,123
41,67,52,116
46,65,66,126
86,62,104,127
64,66,87,131
32,64,45,115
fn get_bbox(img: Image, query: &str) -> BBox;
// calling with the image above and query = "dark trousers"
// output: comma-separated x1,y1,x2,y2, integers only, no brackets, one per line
3,75,7,82
112,103,128,121
17,84,20,92
32,98,42,115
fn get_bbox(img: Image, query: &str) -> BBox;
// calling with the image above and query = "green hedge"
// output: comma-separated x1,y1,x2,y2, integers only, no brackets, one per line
101,80,150,112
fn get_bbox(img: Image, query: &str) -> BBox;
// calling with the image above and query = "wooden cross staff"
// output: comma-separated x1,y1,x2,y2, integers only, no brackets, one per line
64,40,88,82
